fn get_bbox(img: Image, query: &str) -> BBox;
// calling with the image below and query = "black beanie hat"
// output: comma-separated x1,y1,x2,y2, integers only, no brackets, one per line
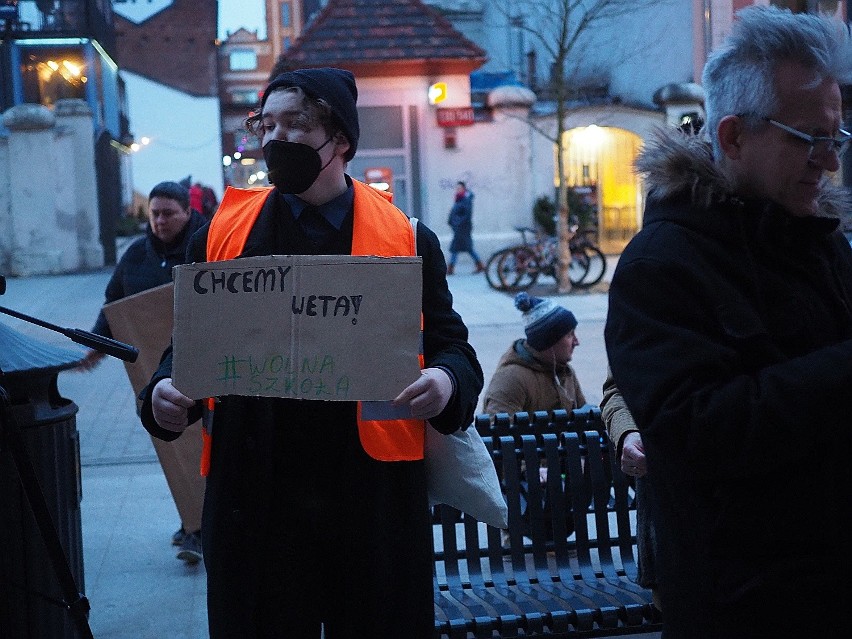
261,68,359,161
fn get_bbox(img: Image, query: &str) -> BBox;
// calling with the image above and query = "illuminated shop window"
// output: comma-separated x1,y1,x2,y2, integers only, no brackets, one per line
20,48,87,107
560,125,644,252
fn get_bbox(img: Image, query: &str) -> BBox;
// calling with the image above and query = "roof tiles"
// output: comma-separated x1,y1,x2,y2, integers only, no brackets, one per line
280,0,486,70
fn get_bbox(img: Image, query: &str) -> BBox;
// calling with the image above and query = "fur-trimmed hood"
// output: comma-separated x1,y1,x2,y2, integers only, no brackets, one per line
635,126,850,220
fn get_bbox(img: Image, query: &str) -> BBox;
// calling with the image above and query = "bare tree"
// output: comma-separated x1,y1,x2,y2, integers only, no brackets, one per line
492,0,667,292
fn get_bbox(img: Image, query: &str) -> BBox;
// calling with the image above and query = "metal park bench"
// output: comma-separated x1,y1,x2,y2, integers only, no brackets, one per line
474,408,604,441
432,411,661,638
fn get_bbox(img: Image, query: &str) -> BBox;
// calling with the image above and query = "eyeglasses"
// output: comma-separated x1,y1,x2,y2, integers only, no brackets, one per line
763,117,851,160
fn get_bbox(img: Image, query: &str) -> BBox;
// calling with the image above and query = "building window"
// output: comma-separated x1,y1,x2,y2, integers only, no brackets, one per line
231,89,261,105
283,37,291,50
281,2,292,27
561,126,644,252
19,48,87,108
229,49,257,71
357,106,405,149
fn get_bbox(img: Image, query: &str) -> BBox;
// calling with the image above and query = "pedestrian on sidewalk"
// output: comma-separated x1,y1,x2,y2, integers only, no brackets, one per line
81,181,206,565
446,181,485,274
141,67,483,638
605,6,852,637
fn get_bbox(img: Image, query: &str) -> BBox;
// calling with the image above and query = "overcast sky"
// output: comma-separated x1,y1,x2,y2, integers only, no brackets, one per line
218,0,266,40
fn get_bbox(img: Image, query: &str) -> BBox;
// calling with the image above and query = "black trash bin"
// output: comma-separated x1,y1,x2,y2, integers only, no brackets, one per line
0,321,86,639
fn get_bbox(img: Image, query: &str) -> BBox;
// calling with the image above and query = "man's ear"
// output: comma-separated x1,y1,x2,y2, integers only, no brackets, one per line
333,132,351,158
717,115,745,160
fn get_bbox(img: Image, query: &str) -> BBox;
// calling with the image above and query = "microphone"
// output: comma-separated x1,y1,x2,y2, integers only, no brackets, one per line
0,305,138,363
65,329,139,363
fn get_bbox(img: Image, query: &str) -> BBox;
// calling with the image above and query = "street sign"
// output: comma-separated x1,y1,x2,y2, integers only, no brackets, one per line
428,82,447,105
436,107,474,128
112,0,174,24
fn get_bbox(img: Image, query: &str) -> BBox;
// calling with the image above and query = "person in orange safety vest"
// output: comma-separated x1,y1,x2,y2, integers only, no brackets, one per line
139,67,483,639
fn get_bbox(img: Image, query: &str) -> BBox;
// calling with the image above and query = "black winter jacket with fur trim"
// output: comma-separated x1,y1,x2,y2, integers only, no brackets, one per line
605,128,852,638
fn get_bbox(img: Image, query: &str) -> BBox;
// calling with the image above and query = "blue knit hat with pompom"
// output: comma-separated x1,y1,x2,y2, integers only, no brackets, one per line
515,292,578,351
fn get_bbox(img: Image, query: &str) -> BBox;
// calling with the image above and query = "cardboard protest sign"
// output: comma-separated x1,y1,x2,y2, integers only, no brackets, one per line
171,255,423,401
102,282,174,401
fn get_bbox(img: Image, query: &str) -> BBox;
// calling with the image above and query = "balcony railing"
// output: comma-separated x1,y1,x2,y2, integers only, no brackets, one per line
3,1,116,58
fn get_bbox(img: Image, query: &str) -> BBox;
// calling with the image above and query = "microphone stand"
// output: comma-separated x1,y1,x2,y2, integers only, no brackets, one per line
0,303,138,639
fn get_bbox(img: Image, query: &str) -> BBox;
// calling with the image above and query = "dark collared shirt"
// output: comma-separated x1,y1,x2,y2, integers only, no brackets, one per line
282,180,354,231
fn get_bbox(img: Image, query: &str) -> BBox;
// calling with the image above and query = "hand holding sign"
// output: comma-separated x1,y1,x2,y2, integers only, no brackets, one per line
393,367,453,420
152,378,196,432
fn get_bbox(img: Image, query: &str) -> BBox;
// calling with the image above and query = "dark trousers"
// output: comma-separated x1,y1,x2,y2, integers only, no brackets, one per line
206,503,433,638
203,424,434,639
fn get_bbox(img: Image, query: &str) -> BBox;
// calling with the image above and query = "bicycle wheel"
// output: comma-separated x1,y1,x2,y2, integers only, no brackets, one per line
484,248,513,291
568,249,591,286
497,246,539,291
575,245,607,288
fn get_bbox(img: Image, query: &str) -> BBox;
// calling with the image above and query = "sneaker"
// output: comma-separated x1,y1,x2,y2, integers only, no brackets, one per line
171,527,186,547
177,530,203,565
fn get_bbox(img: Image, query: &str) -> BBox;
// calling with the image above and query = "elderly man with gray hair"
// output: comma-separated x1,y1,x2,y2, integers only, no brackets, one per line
605,6,852,637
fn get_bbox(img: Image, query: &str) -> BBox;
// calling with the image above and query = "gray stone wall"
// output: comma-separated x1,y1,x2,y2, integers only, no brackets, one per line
0,99,104,276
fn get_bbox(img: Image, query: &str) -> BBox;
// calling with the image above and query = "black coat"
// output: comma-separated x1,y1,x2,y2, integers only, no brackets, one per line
141,188,483,637
448,192,474,253
91,211,207,337
605,130,852,638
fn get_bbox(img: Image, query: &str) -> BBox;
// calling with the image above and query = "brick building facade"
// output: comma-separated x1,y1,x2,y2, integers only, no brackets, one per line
113,0,218,97
111,0,223,200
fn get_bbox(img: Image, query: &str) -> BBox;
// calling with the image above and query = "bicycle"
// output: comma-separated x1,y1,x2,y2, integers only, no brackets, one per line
569,227,607,288
484,227,570,291
484,226,607,291
483,229,543,291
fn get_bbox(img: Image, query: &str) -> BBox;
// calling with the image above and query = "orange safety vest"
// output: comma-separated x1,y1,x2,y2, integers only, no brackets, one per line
199,179,426,474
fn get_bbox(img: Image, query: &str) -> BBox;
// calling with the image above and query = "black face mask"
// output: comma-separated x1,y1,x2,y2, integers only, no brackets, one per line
262,137,334,194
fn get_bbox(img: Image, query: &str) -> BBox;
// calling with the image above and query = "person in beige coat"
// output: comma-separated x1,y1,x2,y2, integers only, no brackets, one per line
484,292,585,414
601,368,659,611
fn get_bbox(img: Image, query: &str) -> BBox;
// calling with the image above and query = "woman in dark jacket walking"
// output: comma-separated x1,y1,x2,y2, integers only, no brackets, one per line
447,181,484,274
